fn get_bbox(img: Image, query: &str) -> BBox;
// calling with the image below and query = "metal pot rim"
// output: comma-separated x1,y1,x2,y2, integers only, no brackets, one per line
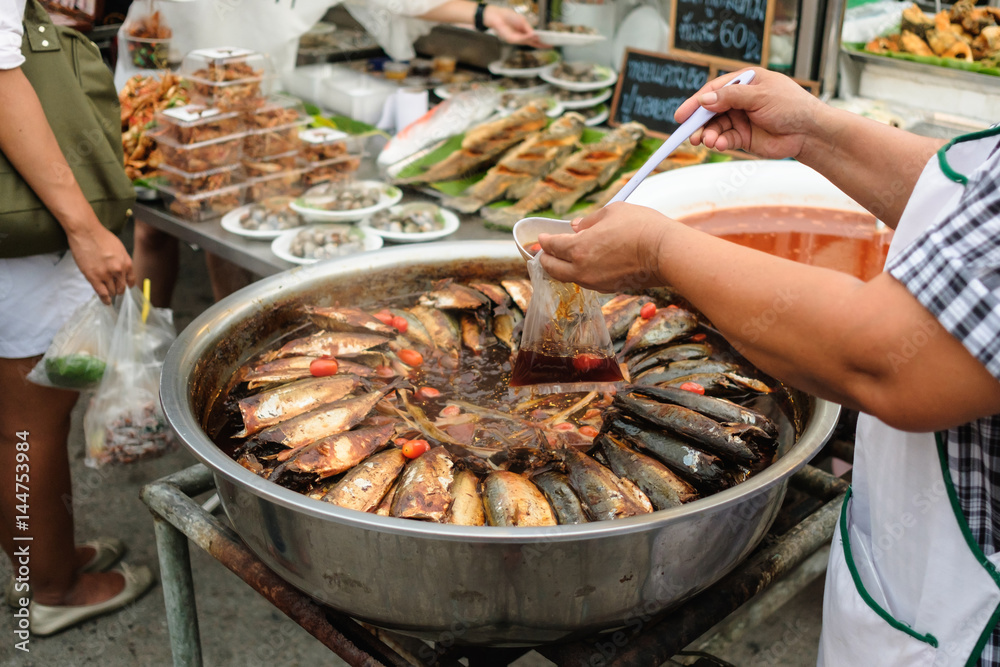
162,241,840,544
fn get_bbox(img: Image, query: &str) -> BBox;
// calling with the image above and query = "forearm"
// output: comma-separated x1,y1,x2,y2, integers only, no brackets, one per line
0,68,100,235
416,0,498,28
652,218,1000,430
798,104,945,227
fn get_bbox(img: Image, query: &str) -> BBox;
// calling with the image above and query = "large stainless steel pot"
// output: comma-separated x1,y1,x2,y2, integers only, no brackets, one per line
161,241,839,646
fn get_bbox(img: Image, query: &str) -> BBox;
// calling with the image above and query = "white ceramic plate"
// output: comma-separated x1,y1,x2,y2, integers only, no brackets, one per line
541,64,618,92
271,224,383,265
220,204,307,240
496,95,564,118
433,81,500,100
612,6,670,72
289,180,403,222
358,203,460,243
497,79,551,96
582,104,610,127
554,87,613,109
487,51,560,78
533,29,608,47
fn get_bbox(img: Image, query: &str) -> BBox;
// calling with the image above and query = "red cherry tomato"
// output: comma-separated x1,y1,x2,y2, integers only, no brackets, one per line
639,302,657,320
390,315,409,333
375,365,396,378
309,357,339,376
690,333,707,342
679,381,706,395
440,405,461,417
573,353,602,373
527,242,542,255
578,425,600,438
398,348,424,367
415,386,441,400
553,422,575,431
402,439,430,459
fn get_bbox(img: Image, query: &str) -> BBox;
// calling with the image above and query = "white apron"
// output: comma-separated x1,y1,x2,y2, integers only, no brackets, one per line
818,127,1000,666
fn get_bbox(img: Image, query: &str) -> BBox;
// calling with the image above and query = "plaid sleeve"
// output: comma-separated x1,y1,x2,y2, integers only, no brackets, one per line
887,154,1000,382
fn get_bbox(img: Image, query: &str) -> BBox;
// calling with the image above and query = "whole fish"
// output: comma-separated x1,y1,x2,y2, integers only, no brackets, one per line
483,471,557,527
560,448,649,521
236,375,361,437
267,331,391,361
408,305,461,353
602,294,651,341
467,282,512,308
492,305,523,352
636,359,739,384
443,112,585,213
660,372,773,395
387,308,436,350
460,311,496,355
628,384,778,437
500,279,532,312
446,469,486,526
599,433,696,508
276,423,396,479
391,446,456,521
481,122,647,229
244,356,315,389
608,415,726,488
395,103,548,184
628,343,713,375
621,308,699,357
614,394,759,465
532,471,589,524
301,305,396,336
375,481,398,516
418,280,490,310
618,475,655,514
322,448,407,512
257,386,392,451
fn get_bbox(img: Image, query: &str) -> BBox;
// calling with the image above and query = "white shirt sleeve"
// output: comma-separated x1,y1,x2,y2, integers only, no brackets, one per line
342,0,449,62
0,0,25,70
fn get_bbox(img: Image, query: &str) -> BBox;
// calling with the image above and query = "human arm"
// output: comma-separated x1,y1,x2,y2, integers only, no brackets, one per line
537,203,1000,432
414,1,548,48
679,68,945,228
0,67,133,304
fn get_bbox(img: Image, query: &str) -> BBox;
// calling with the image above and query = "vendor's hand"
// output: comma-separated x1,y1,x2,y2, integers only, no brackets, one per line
485,6,550,49
537,202,672,293
679,67,822,160
67,224,135,305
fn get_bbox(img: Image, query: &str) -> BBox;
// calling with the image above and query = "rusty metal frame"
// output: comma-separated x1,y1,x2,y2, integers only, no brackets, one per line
141,457,848,667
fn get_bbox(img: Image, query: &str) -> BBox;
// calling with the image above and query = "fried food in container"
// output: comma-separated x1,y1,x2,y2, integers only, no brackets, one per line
244,95,311,158
157,163,245,196
160,182,245,222
180,47,274,109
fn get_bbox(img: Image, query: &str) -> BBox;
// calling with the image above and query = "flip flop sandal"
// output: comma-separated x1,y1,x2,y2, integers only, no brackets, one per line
6,537,126,608
29,563,155,637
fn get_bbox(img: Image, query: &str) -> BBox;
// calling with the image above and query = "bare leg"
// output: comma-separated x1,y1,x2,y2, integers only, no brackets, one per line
0,357,122,606
133,219,180,308
205,252,255,303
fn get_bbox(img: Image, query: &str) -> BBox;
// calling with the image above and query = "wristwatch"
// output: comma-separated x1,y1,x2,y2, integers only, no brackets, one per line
474,2,489,32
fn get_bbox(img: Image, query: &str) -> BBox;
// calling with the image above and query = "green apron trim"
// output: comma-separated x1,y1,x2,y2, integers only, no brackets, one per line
839,487,940,648
936,126,1000,185
934,431,1000,666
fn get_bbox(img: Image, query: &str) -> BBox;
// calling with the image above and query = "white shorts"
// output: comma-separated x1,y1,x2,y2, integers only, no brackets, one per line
0,251,93,359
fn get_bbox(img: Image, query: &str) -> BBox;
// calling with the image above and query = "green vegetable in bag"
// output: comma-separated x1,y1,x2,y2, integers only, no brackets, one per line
45,353,107,388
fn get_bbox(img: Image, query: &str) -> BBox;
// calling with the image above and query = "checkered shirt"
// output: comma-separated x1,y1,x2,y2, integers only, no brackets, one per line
887,140,1000,666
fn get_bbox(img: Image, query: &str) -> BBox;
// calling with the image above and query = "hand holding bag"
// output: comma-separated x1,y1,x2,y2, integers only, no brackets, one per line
0,0,135,258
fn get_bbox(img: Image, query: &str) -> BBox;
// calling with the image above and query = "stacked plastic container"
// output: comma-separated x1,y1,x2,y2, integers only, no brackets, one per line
298,127,363,188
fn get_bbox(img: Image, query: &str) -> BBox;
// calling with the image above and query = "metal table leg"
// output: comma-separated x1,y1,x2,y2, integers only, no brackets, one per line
153,515,203,667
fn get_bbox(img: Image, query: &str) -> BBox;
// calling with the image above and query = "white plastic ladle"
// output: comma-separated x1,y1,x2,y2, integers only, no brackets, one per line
513,69,756,260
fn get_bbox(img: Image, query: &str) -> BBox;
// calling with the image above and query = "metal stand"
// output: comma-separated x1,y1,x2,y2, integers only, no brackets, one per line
141,444,851,667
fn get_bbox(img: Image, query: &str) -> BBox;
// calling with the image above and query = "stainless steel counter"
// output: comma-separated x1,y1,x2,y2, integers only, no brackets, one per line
134,190,513,278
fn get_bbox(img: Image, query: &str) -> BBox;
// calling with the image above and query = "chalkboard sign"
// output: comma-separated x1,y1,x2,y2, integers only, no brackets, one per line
609,50,714,138
670,0,776,70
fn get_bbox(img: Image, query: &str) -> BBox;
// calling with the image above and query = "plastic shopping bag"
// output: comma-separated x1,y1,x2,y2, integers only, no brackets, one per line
509,251,623,395
27,295,117,390
83,287,178,467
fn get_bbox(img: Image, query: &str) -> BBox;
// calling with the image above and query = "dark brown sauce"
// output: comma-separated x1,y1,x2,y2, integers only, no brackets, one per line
509,350,623,387
678,205,893,281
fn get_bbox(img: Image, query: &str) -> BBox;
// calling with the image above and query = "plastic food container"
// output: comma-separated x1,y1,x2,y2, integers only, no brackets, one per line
383,62,409,82
246,167,307,202
302,154,362,187
242,150,301,180
156,163,245,196
244,95,311,158
150,126,246,173
124,33,170,70
159,182,245,222
154,104,243,145
180,47,275,109
298,127,351,161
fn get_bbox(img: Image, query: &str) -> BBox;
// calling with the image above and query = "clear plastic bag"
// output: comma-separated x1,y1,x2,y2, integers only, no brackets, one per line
27,295,116,390
83,287,178,467
509,251,624,394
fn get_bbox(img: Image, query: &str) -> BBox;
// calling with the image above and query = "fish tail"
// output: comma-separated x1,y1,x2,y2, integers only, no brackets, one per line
442,195,485,214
